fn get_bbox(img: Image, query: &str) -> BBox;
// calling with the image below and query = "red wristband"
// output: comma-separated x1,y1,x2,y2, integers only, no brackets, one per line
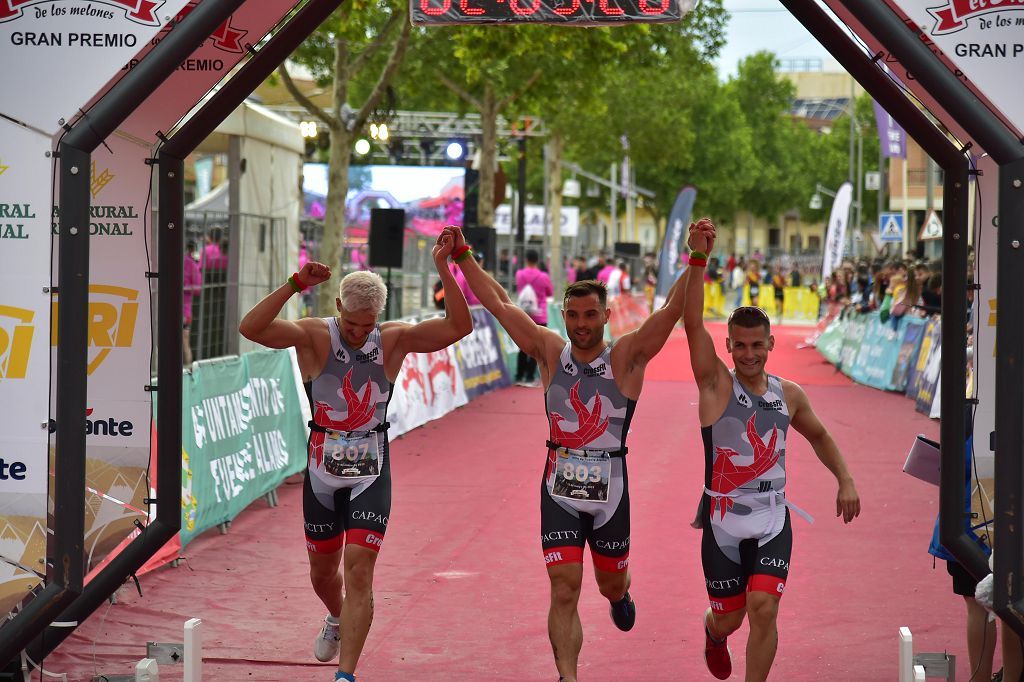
289,272,307,292
452,244,472,261
688,258,707,268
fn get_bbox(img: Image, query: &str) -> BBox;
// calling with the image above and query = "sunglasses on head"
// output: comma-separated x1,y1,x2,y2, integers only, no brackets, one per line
728,306,770,324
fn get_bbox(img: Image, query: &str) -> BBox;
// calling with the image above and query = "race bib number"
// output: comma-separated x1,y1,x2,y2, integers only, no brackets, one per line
323,431,381,479
551,450,611,503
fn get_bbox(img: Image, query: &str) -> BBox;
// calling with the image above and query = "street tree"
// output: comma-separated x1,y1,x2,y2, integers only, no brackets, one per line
279,0,412,315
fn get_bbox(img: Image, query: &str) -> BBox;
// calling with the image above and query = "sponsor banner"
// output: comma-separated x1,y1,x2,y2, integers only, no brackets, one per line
64,0,301,580
494,204,580,237
655,187,697,303
913,319,942,416
890,316,928,392
0,0,190,130
821,182,854,283
50,133,154,572
454,306,510,401
888,0,1024,136
815,314,846,365
973,155,997,478
848,313,907,391
0,120,53,614
86,422,180,581
387,345,468,439
838,310,868,375
0,122,52,495
181,349,309,547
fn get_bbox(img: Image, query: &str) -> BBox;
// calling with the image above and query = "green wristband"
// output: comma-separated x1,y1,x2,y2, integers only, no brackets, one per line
689,251,708,261
454,247,474,263
287,275,302,294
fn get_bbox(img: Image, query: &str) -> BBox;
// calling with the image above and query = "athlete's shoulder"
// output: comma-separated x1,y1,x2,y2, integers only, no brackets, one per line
779,378,809,406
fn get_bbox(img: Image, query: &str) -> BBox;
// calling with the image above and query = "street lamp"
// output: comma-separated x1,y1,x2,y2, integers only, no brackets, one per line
810,182,862,257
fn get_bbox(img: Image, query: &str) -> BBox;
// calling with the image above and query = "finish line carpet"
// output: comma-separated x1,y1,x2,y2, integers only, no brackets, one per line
42,323,965,681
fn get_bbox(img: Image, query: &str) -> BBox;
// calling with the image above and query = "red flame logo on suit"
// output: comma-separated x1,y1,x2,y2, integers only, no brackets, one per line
311,369,375,468
549,380,609,450
709,414,780,519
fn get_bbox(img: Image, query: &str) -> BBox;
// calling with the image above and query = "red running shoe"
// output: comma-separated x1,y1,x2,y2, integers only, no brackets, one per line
703,607,732,680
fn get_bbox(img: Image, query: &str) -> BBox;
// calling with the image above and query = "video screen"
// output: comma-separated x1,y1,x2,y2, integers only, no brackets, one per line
303,164,465,239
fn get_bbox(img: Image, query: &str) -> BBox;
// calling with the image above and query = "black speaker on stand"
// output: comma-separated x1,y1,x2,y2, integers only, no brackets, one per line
462,226,496,272
369,208,405,319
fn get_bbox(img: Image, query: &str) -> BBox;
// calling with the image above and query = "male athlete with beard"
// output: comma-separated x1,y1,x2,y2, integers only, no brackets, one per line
680,221,860,681
445,221,711,681
239,233,471,682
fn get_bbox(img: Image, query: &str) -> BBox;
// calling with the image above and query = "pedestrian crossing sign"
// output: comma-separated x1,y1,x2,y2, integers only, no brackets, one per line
919,210,943,241
879,213,904,243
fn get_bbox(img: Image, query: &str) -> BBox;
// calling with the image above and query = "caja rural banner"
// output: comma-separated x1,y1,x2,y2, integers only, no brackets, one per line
60,0,304,578
181,349,309,547
50,133,157,575
0,122,55,616
0,0,186,620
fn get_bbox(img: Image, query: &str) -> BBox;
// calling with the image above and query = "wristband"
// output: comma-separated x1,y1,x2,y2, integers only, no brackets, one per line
689,251,708,261
688,257,708,268
288,272,306,293
453,245,473,263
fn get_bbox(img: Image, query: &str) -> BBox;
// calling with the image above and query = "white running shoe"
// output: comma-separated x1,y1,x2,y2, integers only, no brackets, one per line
313,616,341,662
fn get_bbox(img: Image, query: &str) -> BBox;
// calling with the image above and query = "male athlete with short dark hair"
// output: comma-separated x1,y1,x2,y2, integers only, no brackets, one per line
681,221,860,681
446,221,711,681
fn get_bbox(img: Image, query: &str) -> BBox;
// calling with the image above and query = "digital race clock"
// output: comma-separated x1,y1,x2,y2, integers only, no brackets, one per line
410,0,692,26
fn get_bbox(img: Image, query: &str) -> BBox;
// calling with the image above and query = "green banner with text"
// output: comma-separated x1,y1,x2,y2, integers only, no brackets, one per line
181,350,308,547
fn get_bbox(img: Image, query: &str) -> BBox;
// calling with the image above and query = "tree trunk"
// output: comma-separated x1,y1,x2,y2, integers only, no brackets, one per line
317,128,351,316
478,86,497,230
548,132,564,296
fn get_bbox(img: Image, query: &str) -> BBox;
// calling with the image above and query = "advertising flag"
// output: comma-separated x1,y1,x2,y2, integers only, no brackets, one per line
821,182,854,283
655,186,697,304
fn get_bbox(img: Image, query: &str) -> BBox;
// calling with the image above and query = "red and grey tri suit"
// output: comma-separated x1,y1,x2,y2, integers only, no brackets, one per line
303,319,392,554
541,343,636,573
700,372,812,614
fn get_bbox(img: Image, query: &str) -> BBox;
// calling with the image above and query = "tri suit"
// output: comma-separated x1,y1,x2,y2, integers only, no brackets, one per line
700,372,812,614
541,343,636,574
303,319,392,554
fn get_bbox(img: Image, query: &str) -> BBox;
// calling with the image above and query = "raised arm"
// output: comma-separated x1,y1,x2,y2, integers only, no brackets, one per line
239,261,331,350
448,226,560,359
619,218,716,368
681,222,730,390
786,381,861,524
391,232,474,354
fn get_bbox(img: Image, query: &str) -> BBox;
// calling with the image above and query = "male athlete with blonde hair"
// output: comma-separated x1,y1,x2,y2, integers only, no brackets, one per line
239,233,472,682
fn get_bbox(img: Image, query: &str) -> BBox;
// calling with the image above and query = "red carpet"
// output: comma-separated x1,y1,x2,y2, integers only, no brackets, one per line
42,324,967,681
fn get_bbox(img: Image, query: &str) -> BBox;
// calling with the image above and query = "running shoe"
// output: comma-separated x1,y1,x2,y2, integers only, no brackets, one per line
609,592,636,631
314,616,341,662
703,607,732,679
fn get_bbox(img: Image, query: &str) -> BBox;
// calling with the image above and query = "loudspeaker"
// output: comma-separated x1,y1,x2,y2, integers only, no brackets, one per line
614,241,641,258
463,167,479,228
463,226,496,271
369,208,404,268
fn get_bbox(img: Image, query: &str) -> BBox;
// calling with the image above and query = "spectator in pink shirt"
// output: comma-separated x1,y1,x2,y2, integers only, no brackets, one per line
597,261,617,285
201,230,227,270
514,250,553,386
183,241,202,365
